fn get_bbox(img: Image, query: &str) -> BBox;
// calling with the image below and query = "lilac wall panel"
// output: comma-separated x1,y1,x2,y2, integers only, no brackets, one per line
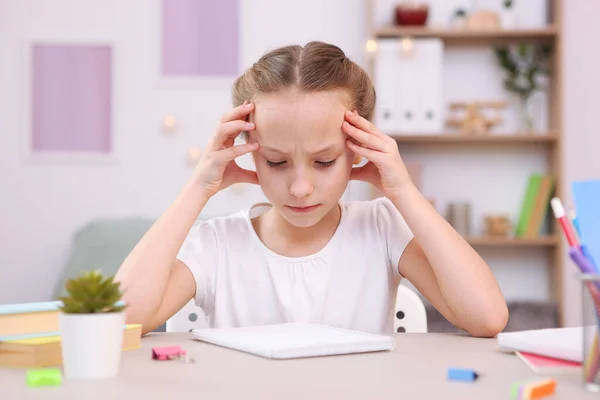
162,0,239,76
32,45,112,153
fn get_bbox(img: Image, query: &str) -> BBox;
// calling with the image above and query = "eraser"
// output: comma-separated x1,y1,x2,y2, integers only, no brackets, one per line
447,368,479,382
26,368,62,388
528,379,556,399
511,378,556,399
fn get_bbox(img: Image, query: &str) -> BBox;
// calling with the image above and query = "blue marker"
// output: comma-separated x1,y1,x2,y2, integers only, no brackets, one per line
581,244,598,272
447,368,479,382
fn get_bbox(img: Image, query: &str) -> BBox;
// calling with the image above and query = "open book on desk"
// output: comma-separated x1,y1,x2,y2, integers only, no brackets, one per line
191,323,396,360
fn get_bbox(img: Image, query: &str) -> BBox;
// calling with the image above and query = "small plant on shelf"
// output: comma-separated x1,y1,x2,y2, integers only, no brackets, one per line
494,43,552,132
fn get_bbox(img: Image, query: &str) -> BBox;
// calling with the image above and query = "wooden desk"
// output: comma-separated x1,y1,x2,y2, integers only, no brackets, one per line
1,332,596,399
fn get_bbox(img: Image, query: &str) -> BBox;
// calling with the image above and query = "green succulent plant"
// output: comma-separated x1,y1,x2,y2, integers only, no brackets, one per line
58,270,126,314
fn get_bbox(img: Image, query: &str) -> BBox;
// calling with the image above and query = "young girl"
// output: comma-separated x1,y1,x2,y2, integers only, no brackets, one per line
115,41,508,337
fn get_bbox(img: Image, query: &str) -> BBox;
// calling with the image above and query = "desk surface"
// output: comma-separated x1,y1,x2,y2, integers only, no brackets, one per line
1,332,597,399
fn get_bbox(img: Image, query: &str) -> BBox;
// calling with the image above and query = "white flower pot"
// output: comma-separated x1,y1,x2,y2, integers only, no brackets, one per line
59,311,125,379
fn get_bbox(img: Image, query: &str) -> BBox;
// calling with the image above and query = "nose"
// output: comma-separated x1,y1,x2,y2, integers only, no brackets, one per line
289,172,314,198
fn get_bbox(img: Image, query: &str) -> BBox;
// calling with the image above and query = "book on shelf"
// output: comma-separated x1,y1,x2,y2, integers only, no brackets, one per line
515,174,556,238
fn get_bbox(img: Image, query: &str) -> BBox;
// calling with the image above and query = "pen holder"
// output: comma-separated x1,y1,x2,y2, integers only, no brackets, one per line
580,273,600,392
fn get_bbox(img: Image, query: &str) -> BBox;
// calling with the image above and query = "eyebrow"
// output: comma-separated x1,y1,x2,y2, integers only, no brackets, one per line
260,144,340,156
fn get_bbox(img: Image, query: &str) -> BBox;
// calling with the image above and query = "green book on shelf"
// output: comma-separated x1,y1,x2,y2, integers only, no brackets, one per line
515,174,543,237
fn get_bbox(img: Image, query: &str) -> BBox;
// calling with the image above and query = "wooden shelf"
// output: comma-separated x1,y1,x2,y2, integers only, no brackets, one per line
466,236,559,247
374,26,558,44
367,0,565,325
389,133,559,145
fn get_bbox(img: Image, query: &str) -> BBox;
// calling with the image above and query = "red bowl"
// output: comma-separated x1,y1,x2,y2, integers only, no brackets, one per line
395,4,429,26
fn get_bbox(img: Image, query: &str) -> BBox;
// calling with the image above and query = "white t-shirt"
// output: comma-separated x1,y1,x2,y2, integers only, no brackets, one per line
176,197,414,334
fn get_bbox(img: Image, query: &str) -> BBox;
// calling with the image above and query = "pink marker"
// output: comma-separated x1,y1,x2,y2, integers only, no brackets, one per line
550,197,579,248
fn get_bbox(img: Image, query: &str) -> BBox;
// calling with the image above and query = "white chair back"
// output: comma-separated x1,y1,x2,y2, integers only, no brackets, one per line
167,286,428,333
166,300,208,332
394,284,428,333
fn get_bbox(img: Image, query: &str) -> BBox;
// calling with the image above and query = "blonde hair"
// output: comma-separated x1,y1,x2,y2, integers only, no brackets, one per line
232,41,376,121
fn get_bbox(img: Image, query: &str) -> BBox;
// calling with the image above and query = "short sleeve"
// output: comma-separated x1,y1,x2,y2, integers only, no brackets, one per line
176,221,218,315
375,197,415,277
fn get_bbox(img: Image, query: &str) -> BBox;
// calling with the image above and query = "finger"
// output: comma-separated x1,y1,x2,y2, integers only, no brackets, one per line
349,163,378,186
349,164,369,182
342,120,387,152
223,136,235,150
346,139,385,163
345,110,391,141
217,142,260,163
213,120,255,149
233,165,259,185
220,101,254,123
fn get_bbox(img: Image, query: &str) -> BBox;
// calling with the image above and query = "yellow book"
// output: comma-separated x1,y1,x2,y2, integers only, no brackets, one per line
0,324,142,368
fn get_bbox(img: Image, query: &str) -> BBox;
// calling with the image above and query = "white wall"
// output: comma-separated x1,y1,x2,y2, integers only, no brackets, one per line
0,0,588,327
0,0,369,303
562,1,600,326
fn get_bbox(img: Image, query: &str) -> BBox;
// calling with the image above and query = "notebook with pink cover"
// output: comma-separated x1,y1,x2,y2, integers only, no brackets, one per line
497,327,585,362
516,351,581,374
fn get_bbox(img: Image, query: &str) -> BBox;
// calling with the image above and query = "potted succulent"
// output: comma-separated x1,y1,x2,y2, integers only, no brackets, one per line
500,0,516,29
494,43,552,132
58,270,127,379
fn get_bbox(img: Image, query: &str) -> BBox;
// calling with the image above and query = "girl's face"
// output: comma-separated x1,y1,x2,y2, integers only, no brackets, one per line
248,89,358,228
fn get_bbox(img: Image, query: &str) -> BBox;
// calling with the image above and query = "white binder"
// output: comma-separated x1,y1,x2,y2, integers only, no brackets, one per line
374,38,444,134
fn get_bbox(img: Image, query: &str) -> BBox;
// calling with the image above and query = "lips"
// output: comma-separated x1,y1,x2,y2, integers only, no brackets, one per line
286,204,321,213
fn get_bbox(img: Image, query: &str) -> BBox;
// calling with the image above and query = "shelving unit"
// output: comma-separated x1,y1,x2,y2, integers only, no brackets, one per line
390,133,559,145
366,1,565,325
374,26,558,44
466,235,558,248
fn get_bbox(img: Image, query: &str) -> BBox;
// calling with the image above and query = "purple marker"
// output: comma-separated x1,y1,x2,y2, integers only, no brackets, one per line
569,247,600,291
569,247,598,274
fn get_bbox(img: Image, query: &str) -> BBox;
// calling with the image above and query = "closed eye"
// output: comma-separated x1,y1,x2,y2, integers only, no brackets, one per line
316,159,336,168
266,160,286,169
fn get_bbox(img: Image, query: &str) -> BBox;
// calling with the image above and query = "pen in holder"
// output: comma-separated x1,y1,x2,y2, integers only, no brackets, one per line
581,273,600,392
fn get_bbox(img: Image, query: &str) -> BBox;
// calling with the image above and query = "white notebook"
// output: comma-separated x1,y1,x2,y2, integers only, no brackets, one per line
497,327,589,362
191,323,396,359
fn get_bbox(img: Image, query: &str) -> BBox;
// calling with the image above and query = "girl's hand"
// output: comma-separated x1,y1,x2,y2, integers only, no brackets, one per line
343,110,413,201
191,101,259,199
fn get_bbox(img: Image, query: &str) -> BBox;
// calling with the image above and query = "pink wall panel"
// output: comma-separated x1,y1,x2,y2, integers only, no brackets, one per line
162,0,239,76
32,45,111,153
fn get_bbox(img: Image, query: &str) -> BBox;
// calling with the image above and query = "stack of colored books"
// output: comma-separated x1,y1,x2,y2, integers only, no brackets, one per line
0,301,141,368
515,174,556,238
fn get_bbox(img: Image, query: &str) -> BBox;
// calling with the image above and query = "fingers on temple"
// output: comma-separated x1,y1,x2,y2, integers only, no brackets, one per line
345,110,391,141
214,120,255,148
346,139,384,163
342,121,386,151
220,101,254,124
219,142,259,162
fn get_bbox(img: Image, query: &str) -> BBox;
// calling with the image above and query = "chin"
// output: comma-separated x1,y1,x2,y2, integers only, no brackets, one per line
282,214,322,229
277,203,337,229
